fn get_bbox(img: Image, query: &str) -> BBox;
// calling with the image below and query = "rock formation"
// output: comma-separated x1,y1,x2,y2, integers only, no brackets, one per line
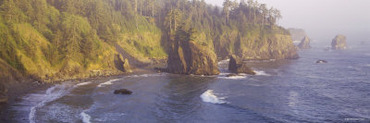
331,35,347,50
114,89,132,95
115,54,132,73
298,36,311,49
166,29,220,75
228,55,256,75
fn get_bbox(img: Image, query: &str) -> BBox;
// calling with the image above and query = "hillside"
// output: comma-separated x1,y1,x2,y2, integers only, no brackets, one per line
0,0,297,82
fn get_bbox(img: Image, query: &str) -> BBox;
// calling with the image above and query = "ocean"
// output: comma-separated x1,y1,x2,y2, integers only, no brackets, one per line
7,41,370,123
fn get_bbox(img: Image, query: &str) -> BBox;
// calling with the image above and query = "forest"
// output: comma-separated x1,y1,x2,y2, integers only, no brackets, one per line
0,0,296,81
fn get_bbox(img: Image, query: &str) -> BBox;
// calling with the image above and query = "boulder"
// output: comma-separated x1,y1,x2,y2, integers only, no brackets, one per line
228,55,256,75
331,35,347,50
166,28,220,75
114,89,132,95
298,36,311,49
316,60,328,64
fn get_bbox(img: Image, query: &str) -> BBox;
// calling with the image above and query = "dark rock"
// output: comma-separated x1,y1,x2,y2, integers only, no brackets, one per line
226,73,238,77
298,36,311,49
331,35,347,50
0,83,7,103
114,89,132,95
316,60,328,64
166,29,220,75
228,55,256,75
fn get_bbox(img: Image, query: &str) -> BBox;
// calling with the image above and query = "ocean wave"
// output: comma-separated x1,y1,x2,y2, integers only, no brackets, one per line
29,84,71,123
254,70,270,76
80,110,92,123
126,73,166,78
200,90,227,104
97,79,120,87
365,64,370,67
75,82,92,87
218,75,247,80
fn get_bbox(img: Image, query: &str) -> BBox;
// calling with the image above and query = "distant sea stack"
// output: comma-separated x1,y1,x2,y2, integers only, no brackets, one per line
166,28,220,75
298,36,311,49
331,35,347,50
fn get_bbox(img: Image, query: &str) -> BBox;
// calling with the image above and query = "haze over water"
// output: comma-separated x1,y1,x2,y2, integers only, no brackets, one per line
206,0,370,42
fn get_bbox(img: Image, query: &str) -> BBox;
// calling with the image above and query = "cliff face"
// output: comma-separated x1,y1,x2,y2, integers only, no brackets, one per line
166,29,220,75
332,35,347,50
298,36,312,49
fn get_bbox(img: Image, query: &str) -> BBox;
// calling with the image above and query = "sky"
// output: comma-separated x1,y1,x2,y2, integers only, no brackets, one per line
205,0,370,43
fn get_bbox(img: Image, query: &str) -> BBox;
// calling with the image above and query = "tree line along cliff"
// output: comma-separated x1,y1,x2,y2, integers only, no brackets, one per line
0,0,298,82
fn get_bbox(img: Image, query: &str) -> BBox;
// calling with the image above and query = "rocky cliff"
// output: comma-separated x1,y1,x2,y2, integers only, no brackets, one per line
166,28,220,75
298,36,312,49
332,35,347,50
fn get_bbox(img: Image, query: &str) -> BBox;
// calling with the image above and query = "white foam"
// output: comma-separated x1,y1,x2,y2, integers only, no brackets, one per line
29,84,71,123
126,73,166,78
254,70,270,76
200,90,227,104
365,64,370,67
75,82,92,87
97,79,120,87
80,111,92,123
218,75,247,80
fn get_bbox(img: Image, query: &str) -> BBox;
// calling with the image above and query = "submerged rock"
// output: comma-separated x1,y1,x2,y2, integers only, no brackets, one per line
114,89,132,95
228,55,256,75
331,35,347,50
298,36,311,49
316,60,328,64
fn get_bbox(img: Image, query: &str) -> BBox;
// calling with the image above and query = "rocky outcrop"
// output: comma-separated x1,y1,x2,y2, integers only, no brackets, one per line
166,29,220,75
114,89,132,95
331,35,347,50
114,54,132,73
298,36,311,49
228,55,256,75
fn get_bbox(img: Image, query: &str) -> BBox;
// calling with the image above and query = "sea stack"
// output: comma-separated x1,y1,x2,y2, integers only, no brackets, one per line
298,36,311,49
331,35,347,50
166,28,220,75
228,55,256,75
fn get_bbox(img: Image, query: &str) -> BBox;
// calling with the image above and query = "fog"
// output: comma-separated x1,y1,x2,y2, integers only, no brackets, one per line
205,0,370,44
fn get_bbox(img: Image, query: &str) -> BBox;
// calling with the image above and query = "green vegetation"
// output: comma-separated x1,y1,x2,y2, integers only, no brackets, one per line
0,0,297,82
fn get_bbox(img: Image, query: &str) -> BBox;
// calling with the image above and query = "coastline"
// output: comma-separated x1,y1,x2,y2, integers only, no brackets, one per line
0,65,161,122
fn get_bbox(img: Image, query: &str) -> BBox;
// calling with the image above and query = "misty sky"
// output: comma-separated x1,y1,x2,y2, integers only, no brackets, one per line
205,0,370,44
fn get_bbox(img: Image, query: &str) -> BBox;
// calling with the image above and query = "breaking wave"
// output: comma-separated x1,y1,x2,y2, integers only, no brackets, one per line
200,90,227,104
97,79,120,87
29,84,72,123
254,70,270,76
80,110,92,123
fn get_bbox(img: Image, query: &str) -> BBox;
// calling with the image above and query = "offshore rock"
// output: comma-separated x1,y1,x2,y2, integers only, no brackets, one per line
114,89,132,95
331,35,347,50
316,60,328,64
228,55,256,75
298,36,311,49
